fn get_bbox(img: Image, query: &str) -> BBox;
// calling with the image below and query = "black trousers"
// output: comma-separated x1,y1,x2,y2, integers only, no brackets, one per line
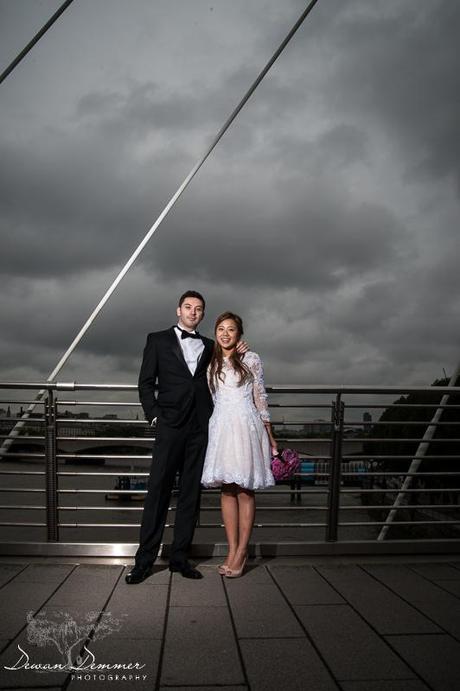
135,411,208,568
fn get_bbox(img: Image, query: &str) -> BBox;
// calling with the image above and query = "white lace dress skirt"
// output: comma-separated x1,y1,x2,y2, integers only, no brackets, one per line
201,399,275,490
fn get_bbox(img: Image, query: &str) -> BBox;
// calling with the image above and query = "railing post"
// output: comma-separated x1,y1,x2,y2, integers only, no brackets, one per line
44,390,59,541
326,394,344,542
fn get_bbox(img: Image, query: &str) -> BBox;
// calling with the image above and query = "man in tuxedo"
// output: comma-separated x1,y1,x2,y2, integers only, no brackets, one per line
126,290,218,583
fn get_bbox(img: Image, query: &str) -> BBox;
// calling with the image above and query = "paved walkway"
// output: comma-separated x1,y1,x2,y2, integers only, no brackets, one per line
1,555,460,690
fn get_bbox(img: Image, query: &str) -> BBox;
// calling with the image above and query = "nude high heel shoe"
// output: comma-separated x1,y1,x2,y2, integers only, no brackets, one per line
225,555,248,578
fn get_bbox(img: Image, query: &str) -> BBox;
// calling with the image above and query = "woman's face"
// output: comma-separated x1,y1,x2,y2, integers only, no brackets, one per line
215,319,239,351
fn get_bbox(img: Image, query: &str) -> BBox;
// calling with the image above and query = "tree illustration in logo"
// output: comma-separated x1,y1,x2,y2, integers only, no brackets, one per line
25,609,125,670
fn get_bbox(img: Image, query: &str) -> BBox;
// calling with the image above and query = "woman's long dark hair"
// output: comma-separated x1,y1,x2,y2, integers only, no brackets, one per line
209,312,251,393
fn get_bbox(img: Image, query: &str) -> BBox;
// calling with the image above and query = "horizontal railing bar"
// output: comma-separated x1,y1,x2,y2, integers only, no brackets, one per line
342,488,460,493
55,419,148,424
0,453,45,458
0,435,45,441
339,471,460,477
0,505,46,510
344,404,460,409
0,488,45,493
199,523,328,528
59,401,142,407
0,417,44,423
1,502,457,513
55,436,154,442
0,522,46,526
2,519,460,528
338,520,460,526
53,401,460,409
54,402,333,409
339,504,460,510
2,382,460,394
342,455,460,460
54,505,329,512
0,470,46,475
338,438,460,443
50,504,460,512
0,417,441,426
56,454,152,460
347,421,457,426
54,522,328,528
58,471,151,476
54,488,331,494
0,400,45,405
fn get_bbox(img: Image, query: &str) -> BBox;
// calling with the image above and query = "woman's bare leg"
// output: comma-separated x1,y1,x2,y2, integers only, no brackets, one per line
221,483,239,567
228,487,255,570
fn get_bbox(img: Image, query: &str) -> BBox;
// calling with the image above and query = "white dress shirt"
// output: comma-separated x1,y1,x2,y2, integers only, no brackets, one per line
174,324,204,375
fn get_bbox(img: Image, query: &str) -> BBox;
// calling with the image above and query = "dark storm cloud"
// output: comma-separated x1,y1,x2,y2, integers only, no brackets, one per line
326,0,460,187
0,0,459,389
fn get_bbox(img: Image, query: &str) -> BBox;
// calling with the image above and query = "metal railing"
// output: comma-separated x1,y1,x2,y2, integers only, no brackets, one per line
1,381,459,557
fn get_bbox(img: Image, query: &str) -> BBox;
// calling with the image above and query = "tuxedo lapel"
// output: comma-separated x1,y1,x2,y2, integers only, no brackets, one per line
167,327,192,375
194,339,213,378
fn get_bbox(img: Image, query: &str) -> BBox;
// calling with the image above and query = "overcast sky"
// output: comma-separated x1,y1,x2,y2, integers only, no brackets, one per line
1,0,459,393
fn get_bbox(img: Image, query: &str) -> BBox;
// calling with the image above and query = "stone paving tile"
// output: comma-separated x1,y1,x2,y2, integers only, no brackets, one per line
361,563,460,637
0,581,61,639
105,582,168,639
224,578,304,638
13,564,76,583
434,579,460,597
0,639,9,653
402,590,460,639
161,687,247,691
408,562,460,580
387,634,460,691
240,638,339,691
268,565,346,605
46,564,123,607
234,563,273,583
161,606,244,686
295,605,416,680
0,628,69,688
66,637,160,691
339,680,431,691
169,567,227,607
362,563,455,602
316,565,440,634
0,563,27,587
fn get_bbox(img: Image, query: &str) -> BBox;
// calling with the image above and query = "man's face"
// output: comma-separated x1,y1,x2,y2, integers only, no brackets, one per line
177,297,205,331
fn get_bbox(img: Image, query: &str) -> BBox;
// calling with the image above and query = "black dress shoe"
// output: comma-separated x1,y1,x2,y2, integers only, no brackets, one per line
169,562,203,579
125,564,153,584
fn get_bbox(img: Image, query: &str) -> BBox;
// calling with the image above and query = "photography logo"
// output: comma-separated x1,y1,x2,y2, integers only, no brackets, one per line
3,609,147,682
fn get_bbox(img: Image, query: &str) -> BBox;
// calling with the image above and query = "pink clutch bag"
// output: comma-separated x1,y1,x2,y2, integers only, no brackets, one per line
270,448,300,481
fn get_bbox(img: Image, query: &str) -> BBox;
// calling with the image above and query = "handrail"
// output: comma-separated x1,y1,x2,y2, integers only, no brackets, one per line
1,381,460,393
1,380,459,557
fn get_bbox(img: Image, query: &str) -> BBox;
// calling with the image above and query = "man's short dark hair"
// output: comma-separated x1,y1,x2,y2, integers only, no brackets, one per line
178,290,206,310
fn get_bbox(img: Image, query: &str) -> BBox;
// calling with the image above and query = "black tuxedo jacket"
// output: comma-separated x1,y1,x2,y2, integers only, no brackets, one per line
138,327,214,428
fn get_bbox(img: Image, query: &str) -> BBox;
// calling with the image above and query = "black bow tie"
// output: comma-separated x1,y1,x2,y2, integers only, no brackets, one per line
176,326,202,340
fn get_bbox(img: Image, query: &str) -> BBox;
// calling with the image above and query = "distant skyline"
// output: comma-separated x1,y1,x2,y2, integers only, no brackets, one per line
1,0,459,389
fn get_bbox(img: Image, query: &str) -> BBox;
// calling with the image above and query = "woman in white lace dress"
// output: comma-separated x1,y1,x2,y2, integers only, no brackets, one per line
201,312,277,577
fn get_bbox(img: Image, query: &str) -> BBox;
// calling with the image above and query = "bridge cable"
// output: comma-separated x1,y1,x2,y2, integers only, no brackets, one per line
0,0,75,86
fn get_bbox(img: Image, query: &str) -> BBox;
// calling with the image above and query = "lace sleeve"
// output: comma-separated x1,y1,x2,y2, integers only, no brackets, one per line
250,353,270,422
207,364,217,405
